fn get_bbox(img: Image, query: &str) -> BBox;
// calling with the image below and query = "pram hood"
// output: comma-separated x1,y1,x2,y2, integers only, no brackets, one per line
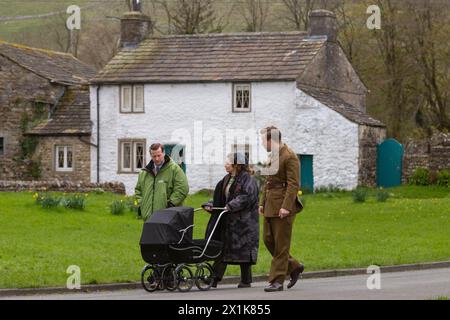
140,207,194,245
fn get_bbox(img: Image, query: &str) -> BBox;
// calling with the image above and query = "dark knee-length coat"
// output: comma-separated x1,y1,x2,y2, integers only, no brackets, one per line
204,171,260,265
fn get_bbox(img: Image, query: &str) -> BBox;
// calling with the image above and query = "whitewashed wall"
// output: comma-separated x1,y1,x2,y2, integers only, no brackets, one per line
90,82,359,194
291,89,359,190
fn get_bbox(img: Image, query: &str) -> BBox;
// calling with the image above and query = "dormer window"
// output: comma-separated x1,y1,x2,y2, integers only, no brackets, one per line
233,83,251,113
120,85,144,113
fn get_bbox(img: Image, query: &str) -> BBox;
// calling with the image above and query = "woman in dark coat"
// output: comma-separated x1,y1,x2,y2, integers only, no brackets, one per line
203,153,260,288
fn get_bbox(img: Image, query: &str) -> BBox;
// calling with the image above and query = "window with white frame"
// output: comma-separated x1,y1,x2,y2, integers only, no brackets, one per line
233,83,251,112
119,140,146,173
0,137,4,156
55,146,73,172
120,85,145,113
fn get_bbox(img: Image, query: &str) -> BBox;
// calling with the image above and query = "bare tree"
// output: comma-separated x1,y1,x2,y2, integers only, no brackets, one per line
334,0,358,62
154,0,225,34
241,0,270,32
405,0,450,131
281,0,314,31
371,0,410,139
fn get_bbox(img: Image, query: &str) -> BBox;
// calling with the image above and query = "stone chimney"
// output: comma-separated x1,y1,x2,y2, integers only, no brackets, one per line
120,7,152,49
308,10,338,42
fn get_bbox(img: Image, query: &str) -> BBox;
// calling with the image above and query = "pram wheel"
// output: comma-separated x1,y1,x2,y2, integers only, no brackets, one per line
176,265,194,292
162,265,177,291
141,265,161,293
195,263,214,291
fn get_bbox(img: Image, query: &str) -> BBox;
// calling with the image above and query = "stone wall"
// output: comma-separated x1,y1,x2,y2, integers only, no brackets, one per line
0,180,125,194
358,125,387,187
33,136,91,184
403,132,450,183
0,55,63,180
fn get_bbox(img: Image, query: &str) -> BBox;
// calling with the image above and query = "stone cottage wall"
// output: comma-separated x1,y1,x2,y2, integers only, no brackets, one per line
33,136,91,183
402,132,450,183
0,55,62,180
358,125,387,187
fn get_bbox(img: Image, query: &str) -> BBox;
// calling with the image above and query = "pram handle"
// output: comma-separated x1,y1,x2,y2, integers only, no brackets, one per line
177,208,227,246
194,209,228,259
194,207,226,213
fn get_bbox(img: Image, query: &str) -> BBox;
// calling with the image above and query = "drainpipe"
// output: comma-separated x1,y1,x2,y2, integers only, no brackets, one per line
96,85,101,183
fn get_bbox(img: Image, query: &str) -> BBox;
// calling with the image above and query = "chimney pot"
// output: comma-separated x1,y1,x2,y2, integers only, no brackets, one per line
308,10,338,42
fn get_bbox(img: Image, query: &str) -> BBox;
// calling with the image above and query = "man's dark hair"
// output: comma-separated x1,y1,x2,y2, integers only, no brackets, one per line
150,143,165,153
260,126,282,142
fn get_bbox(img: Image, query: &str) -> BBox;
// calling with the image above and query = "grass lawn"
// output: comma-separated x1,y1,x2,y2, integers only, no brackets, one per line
0,186,449,289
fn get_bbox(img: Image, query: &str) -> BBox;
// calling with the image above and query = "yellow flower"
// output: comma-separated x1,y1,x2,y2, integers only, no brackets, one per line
134,200,139,206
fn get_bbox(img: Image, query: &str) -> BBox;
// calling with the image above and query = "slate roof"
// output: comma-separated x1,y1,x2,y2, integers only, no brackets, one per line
92,32,327,84
298,85,386,128
27,86,91,136
0,41,96,85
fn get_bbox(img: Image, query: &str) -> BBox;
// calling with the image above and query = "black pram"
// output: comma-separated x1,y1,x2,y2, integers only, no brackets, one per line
139,206,227,293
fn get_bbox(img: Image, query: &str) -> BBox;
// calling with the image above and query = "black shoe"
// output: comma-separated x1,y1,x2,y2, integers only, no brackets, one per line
287,264,304,289
211,279,218,288
264,282,283,292
237,282,251,288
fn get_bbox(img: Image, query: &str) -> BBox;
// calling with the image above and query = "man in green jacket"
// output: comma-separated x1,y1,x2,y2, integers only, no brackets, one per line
135,143,189,221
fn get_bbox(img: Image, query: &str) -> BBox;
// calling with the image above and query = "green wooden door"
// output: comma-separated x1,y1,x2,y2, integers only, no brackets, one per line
298,155,314,193
164,145,186,173
377,139,404,188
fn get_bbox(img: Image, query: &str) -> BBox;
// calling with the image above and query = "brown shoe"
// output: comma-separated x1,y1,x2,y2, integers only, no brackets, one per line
264,282,283,292
287,264,304,289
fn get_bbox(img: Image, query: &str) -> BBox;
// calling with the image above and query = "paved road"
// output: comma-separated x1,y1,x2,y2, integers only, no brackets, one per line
2,268,450,300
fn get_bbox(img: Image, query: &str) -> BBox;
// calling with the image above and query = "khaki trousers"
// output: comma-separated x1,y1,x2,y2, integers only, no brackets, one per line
263,215,301,284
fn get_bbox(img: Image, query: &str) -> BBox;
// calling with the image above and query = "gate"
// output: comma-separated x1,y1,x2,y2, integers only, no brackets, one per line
376,139,404,188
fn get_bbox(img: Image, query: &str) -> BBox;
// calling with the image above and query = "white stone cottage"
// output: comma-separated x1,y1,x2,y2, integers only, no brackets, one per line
90,9,386,194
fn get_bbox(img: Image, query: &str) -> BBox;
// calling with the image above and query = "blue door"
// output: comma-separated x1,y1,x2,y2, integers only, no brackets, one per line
377,139,404,188
164,145,186,173
298,155,314,193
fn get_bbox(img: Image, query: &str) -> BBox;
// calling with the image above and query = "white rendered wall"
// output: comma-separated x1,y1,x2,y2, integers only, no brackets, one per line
90,82,359,194
291,88,359,190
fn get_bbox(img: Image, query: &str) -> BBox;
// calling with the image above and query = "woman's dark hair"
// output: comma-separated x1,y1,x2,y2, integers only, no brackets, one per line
227,153,254,175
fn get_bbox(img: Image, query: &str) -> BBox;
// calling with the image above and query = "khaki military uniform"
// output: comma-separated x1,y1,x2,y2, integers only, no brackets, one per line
260,143,303,284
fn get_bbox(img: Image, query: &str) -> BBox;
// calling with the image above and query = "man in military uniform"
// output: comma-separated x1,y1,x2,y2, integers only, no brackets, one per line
259,126,304,292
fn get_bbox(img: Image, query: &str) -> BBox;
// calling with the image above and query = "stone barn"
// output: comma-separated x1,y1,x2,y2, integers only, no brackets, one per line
0,41,95,183
89,9,386,194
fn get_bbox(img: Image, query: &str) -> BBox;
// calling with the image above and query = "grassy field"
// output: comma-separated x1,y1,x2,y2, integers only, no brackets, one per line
0,0,92,37
0,186,449,289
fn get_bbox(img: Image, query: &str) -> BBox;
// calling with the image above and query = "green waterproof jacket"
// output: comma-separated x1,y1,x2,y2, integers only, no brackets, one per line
135,155,189,221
